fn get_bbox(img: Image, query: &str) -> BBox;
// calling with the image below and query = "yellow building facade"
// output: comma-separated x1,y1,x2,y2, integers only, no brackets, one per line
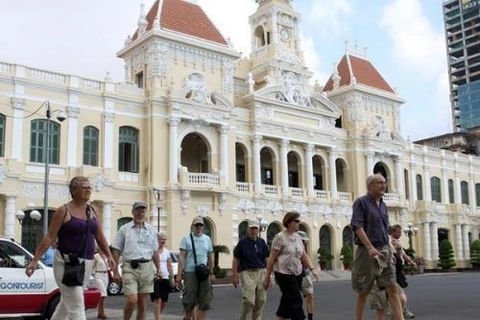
0,0,478,270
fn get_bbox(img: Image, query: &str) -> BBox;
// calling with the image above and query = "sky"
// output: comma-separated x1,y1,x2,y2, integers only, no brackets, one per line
0,0,451,141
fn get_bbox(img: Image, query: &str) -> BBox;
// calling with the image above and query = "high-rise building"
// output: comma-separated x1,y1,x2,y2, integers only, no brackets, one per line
443,0,480,131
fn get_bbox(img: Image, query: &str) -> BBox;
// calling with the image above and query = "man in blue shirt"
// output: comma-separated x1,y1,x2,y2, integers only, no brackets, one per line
176,216,214,320
350,174,403,320
232,220,269,320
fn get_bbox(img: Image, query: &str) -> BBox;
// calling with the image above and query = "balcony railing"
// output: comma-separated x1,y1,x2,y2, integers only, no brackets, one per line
383,193,400,202
338,192,352,202
236,182,251,193
262,185,279,195
315,190,329,200
187,173,220,186
290,187,304,197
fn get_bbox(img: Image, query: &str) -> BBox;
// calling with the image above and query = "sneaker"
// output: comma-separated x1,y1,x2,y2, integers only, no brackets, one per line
404,309,415,318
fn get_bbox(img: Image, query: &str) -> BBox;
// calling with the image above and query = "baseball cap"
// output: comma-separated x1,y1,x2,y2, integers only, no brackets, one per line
192,216,204,225
297,231,309,242
132,201,147,210
248,220,260,228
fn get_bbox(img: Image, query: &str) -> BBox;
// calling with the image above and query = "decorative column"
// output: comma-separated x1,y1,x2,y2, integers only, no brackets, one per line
455,224,464,261
328,148,338,201
103,112,115,169
423,148,431,201
469,174,476,213
102,202,113,244
365,151,374,175
305,144,314,198
441,167,448,204
219,125,229,186
409,160,417,206
454,154,461,204
11,98,25,160
430,222,439,261
4,195,16,238
271,9,278,44
463,224,470,261
423,221,432,260
280,139,289,197
393,155,403,196
66,106,80,167
253,135,262,193
168,117,180,185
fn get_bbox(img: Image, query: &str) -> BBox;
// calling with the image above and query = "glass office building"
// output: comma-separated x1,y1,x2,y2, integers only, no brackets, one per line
443,0,480,131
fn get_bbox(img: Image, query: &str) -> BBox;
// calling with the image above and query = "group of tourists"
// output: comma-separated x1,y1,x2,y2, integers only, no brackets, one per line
24,173,415,320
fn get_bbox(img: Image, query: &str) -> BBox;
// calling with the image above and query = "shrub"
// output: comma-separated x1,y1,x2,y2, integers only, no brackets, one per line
470,239,480,267
438,239,456,269
317,247,334,265
340,245,354,268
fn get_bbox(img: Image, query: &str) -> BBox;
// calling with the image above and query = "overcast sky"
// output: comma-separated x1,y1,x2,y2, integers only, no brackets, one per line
0,0,451,141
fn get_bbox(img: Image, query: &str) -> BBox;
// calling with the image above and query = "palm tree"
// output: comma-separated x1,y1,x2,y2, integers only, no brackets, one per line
212,244,230,275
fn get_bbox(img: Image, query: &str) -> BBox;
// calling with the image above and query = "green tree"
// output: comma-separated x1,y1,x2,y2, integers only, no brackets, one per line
438,239,456,269
470,239,480,267
317,246,334,269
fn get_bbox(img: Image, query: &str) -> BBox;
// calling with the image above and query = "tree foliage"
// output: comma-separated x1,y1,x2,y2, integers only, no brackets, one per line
438,239,456,269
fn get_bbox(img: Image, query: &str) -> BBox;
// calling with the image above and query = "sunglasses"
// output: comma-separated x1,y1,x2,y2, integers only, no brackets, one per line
81,185,92,190
293,219,301,223
194,224,204,227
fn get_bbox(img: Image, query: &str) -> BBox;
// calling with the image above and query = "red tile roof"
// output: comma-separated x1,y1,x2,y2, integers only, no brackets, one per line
323,54,394,94
131,0,228,46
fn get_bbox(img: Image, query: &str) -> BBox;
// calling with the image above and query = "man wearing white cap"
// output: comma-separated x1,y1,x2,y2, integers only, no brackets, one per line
111,201,161,320
298,231,315,320
232,220,269,320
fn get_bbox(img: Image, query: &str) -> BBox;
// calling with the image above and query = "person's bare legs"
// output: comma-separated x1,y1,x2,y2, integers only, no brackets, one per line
375,309,386,320
153,299,162,320
97,297,106,318
385,284,404,320
136,294,148,320
196,309,207,320
124,294,138,320
355,292,368,320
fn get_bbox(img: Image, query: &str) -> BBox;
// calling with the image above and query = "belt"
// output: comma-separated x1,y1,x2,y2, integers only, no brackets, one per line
128,259,151,264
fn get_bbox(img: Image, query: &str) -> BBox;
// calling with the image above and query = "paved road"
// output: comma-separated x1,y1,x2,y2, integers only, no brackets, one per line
87,272,480,319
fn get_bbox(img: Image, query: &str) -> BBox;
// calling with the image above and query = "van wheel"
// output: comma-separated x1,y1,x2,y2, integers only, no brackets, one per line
44,295,60,319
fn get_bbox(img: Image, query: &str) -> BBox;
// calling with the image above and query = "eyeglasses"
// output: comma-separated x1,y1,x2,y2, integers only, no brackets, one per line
293,219,301,223
194,224,204,227
81,185,92,190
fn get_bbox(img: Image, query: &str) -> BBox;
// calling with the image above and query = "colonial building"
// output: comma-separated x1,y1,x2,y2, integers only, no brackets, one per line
0,0,479,270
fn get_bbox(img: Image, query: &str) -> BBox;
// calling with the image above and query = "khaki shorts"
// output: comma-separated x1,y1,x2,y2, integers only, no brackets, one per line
351,245,396,294
368,283,404,310
122,261,155,295
301,272,314,295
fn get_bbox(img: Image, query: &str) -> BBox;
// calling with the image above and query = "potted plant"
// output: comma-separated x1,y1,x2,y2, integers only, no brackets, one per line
438,239,456,270
212,244,230,278
414,256,426,274
470,239,480,269
317,246,334,270
340,245,354,270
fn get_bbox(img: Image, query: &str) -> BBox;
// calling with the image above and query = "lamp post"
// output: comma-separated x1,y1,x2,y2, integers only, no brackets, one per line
41,101,66,235
403,222,419,252
16,209,41,252
256,215,268,238
153,188,163,233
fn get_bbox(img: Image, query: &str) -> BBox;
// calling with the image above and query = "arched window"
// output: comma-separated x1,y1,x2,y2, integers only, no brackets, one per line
119,126,139,173
431,177,442,202
30,119,60,164
476,183,480,207
416,174,423,201
461,181,469,205
448,179,454,204
83,126,99,166
0,114,5,157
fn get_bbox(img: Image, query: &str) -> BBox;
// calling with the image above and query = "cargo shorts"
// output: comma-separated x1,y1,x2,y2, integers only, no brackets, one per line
351,245,396,294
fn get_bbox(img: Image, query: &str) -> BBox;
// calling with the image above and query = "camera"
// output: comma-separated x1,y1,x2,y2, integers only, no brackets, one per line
67,253,80,265
131,260,139,269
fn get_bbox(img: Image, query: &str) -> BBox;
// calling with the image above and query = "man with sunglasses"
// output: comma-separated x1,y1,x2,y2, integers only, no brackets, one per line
176,216,214,320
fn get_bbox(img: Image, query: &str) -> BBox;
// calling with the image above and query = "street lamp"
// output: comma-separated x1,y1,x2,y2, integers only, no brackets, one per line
403,222,419,252
41,101,66,235
153,188,164,233
257,215,269,238
16,209,41,252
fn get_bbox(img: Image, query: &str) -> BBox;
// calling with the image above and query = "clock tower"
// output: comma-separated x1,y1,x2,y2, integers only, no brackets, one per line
246,0,312,94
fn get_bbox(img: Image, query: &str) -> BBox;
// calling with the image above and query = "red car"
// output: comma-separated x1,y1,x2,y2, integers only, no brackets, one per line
0,236,101,319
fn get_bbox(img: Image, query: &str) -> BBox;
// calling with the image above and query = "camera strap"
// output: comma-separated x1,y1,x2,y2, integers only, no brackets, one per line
190,233,199,267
